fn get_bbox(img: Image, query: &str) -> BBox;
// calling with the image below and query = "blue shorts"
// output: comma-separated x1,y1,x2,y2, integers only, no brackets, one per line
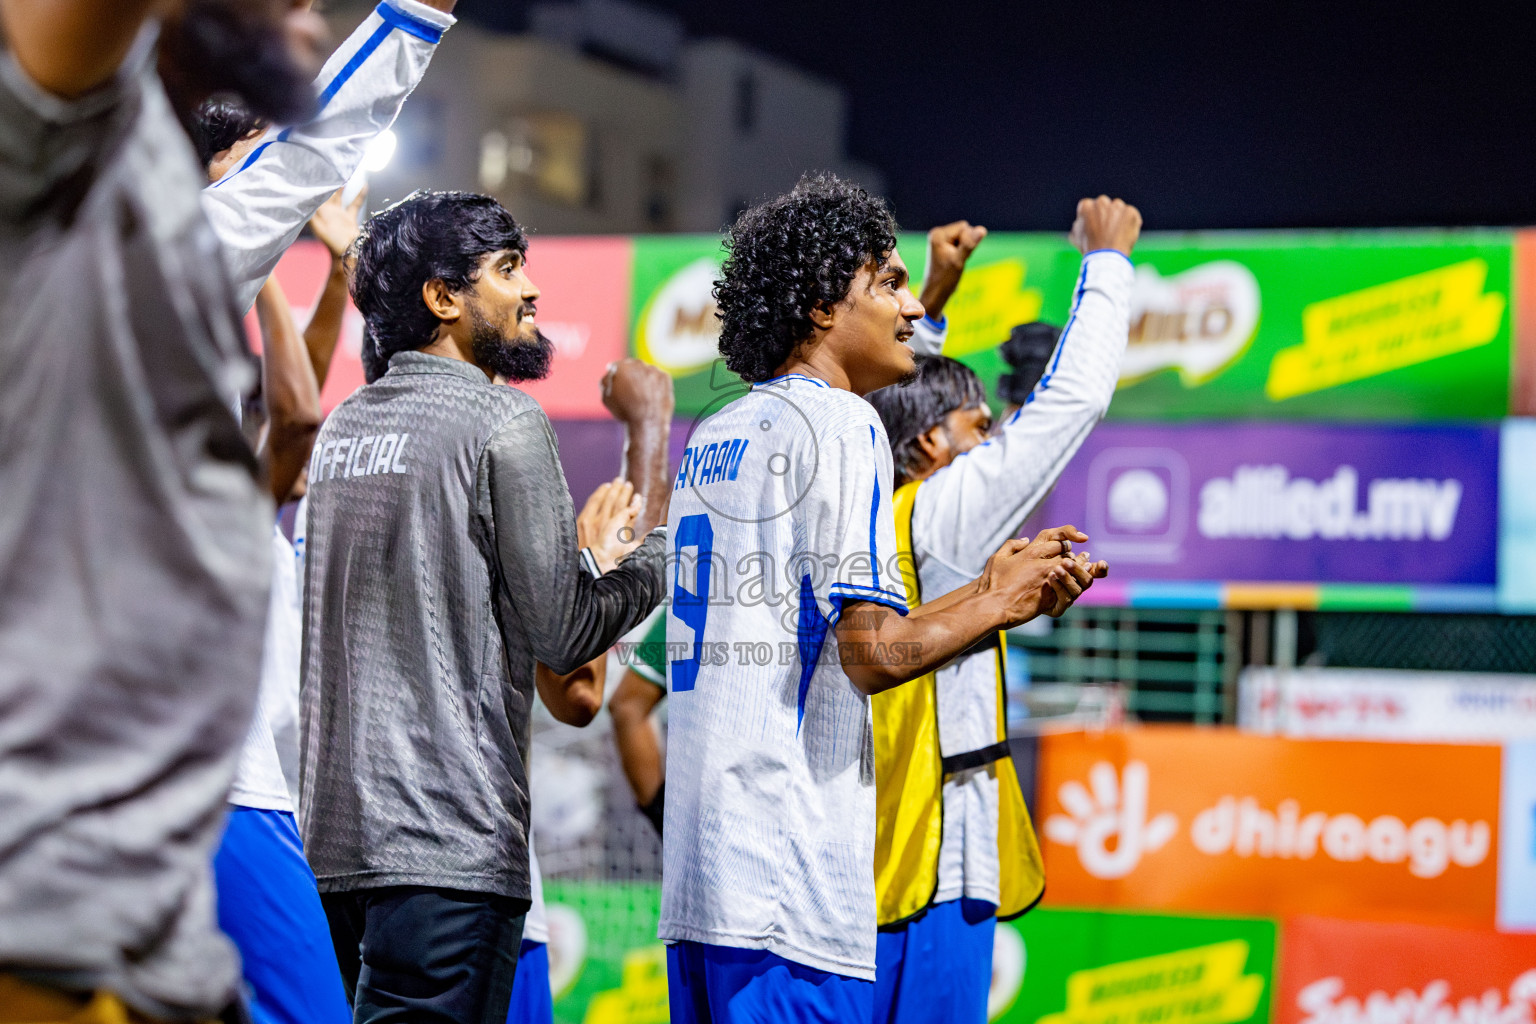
213,806,351,1024
505,940,552,1024
667,941,874,1024
874,898,997,1024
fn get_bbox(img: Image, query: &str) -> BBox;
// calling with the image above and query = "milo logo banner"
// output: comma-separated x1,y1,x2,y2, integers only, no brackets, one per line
994,908,1276,1024
627,231,1516,420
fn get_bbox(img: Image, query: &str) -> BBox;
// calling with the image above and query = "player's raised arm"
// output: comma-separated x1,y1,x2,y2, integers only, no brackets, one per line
909,219,988,355
202,0,457,311
302,185,368,389
913,196,1141,573
254,277,323,505
0,0,157,99
603,357,676,534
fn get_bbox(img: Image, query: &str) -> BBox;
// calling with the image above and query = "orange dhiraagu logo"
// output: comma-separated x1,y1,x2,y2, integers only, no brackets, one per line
1266,259,1506,401
1039,940,1265,1024
1037,728,1501,928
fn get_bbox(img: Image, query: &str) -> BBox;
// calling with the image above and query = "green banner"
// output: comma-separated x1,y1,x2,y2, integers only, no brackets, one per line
543,883,1276,1024
546,881,666,1024
993,908,1277,1024
628,230,1515,420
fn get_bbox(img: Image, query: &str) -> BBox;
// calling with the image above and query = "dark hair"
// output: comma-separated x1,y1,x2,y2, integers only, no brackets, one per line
714,172,898,383
189,97,268,169
164,1,317,127
997,321,1063,406
349,190,529,383
866,355,988,486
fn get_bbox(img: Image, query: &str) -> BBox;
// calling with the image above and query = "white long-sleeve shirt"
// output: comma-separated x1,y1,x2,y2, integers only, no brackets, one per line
202,0,455,313
216,0,453,811
907,249,1134,906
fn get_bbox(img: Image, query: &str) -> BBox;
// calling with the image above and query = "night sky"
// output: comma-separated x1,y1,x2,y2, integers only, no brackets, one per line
453,1,1536,233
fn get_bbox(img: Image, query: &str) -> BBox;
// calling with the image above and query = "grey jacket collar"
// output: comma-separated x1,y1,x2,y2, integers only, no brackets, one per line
386,350,490,384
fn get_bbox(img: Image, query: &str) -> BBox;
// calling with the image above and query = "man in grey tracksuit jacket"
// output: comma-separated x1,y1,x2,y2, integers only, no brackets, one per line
299,190,665,1023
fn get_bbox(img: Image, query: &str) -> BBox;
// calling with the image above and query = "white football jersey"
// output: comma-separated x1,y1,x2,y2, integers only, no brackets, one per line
659,374,907,981
910,249,1135,905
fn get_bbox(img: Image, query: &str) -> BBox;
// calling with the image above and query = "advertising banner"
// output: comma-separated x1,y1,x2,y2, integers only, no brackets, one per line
512,236,635,419
1502,419,1536,613
994,908,1276,1024
1022,423,1499,587
1274,916,1536,1024
627,235,735,419
1499,743,1536,932
252,236,634,418
1238,667,1536,742
1036,728,1501,929
1102,233,1514,422
628,230,1517,420
545,881,666,1024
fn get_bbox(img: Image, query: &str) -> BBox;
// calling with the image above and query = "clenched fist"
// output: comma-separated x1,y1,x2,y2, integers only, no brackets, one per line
1069,196,1142,258
601,358,675,425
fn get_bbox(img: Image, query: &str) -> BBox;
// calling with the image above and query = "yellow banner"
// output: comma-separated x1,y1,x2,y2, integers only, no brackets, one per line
1038,940,1264,1024
583,946,669,1024
936,258,1044,357
1265,259,1504,400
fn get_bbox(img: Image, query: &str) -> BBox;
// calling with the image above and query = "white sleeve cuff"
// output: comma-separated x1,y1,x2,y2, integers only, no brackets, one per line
909,314,947,358
380,0,456,35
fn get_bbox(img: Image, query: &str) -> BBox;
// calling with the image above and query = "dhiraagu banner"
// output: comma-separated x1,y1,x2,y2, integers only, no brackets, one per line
630,230,1516,420
993,908,1276,1024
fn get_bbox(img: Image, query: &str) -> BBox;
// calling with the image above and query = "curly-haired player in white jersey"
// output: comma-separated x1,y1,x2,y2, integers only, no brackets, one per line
660,173,1107,1023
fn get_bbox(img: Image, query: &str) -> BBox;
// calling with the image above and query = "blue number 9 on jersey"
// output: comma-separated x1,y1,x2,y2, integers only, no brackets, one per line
670,513,713,692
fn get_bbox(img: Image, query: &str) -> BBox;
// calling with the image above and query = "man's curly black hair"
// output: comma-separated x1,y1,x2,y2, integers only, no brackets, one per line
350,189,528,382
714,172,898,383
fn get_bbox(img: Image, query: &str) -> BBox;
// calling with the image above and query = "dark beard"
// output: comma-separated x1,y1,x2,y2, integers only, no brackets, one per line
471,311,554,384
896,366,921,388
164,2,317,126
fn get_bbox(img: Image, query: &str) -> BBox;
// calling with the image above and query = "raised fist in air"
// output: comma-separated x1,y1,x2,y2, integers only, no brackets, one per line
1069,196,1142,258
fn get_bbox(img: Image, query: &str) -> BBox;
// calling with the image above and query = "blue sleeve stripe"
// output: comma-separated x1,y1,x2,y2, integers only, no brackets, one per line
867,425,881,590
796,574,832,731
211,5,422,189
315,20,393,111
921,314,947,331
1023,259,1090,407
1083,248,1134,266
377,1,447,43
220,138,276,184
828,589,909,621
830,583,908,608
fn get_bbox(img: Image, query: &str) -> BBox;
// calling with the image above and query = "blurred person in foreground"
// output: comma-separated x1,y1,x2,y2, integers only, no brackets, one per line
0,1,329,1020
185,5,460,1015
300,190,667,1024
211,190,365,1024
507,361,675,1024
660,173,1103,1023
864,197,1141,1024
